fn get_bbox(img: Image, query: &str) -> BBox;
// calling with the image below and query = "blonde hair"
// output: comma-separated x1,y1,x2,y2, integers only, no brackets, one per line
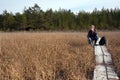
91,25,95,28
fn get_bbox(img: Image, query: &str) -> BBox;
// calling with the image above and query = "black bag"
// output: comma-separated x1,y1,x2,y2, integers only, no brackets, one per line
99,36,106,45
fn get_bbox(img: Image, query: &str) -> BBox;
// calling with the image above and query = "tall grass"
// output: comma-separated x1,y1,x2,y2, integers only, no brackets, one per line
0,31,119,80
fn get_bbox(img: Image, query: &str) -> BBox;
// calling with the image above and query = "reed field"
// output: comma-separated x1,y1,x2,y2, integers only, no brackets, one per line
0,31,120,80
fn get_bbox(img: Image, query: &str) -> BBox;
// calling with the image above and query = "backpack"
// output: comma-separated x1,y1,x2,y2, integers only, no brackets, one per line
99,36,106,45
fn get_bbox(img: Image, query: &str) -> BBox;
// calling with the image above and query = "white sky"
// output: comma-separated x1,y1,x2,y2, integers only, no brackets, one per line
0,0,120,14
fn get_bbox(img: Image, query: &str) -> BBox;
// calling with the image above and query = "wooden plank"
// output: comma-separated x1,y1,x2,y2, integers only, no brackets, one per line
93,45,119,80
101,46,111,56
93,65,108,80
107,66,119,79
104,55,112,65
95,55,104,64
94,46,103,56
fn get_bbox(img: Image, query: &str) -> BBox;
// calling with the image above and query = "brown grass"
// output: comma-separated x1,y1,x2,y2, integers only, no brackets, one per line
0,31,119,80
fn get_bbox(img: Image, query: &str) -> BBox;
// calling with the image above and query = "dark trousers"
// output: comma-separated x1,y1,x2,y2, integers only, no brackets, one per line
88,36,98,45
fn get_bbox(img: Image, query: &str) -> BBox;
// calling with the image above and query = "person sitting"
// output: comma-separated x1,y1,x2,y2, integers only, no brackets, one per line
87,25,98,46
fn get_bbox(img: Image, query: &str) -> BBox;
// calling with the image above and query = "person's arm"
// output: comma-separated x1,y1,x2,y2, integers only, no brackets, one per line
94,29,99,38
87,30,92,38
87,30,90,38
94,29,97,34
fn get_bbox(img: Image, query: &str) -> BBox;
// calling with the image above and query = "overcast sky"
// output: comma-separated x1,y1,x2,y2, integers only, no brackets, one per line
0,0,120,14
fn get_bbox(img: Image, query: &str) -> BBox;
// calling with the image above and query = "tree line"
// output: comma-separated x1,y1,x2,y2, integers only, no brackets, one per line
0,4,120,31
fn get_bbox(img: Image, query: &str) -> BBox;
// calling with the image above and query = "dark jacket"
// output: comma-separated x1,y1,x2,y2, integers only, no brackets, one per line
87,29,97,38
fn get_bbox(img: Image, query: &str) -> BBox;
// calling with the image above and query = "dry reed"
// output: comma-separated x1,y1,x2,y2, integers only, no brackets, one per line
0,31,119,80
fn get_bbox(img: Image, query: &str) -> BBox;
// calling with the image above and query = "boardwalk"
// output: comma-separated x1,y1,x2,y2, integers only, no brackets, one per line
93,45,119,80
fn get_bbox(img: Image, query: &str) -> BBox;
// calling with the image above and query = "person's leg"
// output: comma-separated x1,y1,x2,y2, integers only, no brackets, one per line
88,37,93,46
95,35,98,44
90,37,97,46
88,37,92,44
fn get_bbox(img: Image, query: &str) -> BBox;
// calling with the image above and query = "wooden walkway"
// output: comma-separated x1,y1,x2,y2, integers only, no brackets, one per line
93,45,119,80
